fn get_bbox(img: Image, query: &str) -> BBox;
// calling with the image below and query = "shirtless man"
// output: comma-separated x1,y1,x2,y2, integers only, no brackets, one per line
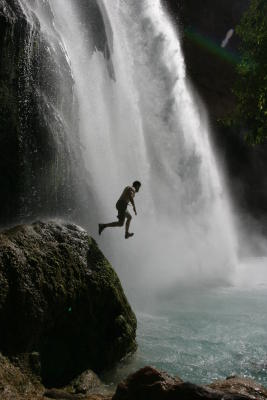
98,181,141,239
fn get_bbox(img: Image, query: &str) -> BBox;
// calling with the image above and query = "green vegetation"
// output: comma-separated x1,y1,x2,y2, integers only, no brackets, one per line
232,0,267,144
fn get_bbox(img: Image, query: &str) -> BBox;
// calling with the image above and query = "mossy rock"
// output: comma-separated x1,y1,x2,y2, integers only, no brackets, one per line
0,221,137,386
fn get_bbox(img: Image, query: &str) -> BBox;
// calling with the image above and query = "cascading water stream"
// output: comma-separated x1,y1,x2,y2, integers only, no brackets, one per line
18,0,240,299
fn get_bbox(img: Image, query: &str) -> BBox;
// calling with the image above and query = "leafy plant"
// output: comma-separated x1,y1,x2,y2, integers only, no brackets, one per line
233,0,267,144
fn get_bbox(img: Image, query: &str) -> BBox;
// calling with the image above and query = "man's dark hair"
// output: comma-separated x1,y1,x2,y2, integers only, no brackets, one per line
133,180,141,189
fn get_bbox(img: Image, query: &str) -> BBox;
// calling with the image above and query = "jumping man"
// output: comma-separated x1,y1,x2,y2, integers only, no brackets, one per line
98,181,141,239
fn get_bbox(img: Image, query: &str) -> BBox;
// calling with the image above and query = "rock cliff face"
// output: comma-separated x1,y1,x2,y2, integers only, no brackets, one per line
0,0,116,228
0,221,137,386
0,0,84,226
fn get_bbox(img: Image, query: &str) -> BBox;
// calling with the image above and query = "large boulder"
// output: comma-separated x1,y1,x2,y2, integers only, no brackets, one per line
0,221,137,386
113,366,267,400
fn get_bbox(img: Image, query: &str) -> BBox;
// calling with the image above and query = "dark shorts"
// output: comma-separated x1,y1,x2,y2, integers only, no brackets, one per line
116,200,131,223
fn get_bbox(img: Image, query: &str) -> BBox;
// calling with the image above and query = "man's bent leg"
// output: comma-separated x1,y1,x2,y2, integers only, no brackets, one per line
99,220,124,235
125,212,134,239
106,220,124,228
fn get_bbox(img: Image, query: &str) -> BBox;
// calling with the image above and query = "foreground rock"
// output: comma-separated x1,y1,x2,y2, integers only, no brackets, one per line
0,353,112,400
209,376,267,400
1,361,266,400
0,353,44,399
113,366,267,400
0,221,137,386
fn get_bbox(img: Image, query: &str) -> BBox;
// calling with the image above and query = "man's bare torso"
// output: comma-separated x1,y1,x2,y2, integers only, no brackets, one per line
118,186,135,204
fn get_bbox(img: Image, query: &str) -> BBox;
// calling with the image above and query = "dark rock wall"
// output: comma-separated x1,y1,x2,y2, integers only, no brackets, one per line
0,0,117,228
0,0,83,226
0,0,25,225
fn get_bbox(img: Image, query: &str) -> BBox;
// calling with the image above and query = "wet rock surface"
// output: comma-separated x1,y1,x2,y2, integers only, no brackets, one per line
0,221,137,386
0,0,83,225
0,0,116,227
68,370,102,395
112,366,267,400
1,360,266,400
210,376,267,400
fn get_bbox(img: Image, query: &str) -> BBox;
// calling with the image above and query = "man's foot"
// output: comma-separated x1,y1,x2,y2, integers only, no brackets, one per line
98,224,104,235
125,232,134,239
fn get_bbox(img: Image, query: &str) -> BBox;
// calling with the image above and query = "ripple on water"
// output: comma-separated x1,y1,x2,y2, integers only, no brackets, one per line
134,285,267,385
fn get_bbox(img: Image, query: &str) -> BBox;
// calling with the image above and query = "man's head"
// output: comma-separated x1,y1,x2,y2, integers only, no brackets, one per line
133,180,141,192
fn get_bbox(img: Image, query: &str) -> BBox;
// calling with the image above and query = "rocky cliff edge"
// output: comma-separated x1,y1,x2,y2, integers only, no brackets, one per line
0,221,137,387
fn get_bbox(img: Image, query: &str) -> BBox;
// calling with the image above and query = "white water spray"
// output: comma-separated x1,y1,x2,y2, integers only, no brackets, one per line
19,0,240,299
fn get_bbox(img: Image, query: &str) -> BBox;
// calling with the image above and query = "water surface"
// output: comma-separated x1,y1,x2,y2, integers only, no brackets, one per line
107,267,267,387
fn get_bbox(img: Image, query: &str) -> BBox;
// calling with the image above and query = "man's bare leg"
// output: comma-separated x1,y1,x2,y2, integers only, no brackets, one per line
99,221,123,235
125,215,134,239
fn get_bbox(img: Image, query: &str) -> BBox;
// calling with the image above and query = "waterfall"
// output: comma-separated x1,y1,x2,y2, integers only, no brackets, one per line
18,0,239,300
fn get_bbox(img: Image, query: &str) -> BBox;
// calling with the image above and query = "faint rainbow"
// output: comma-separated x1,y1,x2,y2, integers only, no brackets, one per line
184,27,241,65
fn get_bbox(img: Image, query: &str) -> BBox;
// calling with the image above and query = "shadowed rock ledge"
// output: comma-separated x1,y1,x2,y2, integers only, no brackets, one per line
0,221,137,387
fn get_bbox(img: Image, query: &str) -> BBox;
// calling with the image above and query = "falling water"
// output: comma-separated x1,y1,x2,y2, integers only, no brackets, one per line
18,0,239,299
